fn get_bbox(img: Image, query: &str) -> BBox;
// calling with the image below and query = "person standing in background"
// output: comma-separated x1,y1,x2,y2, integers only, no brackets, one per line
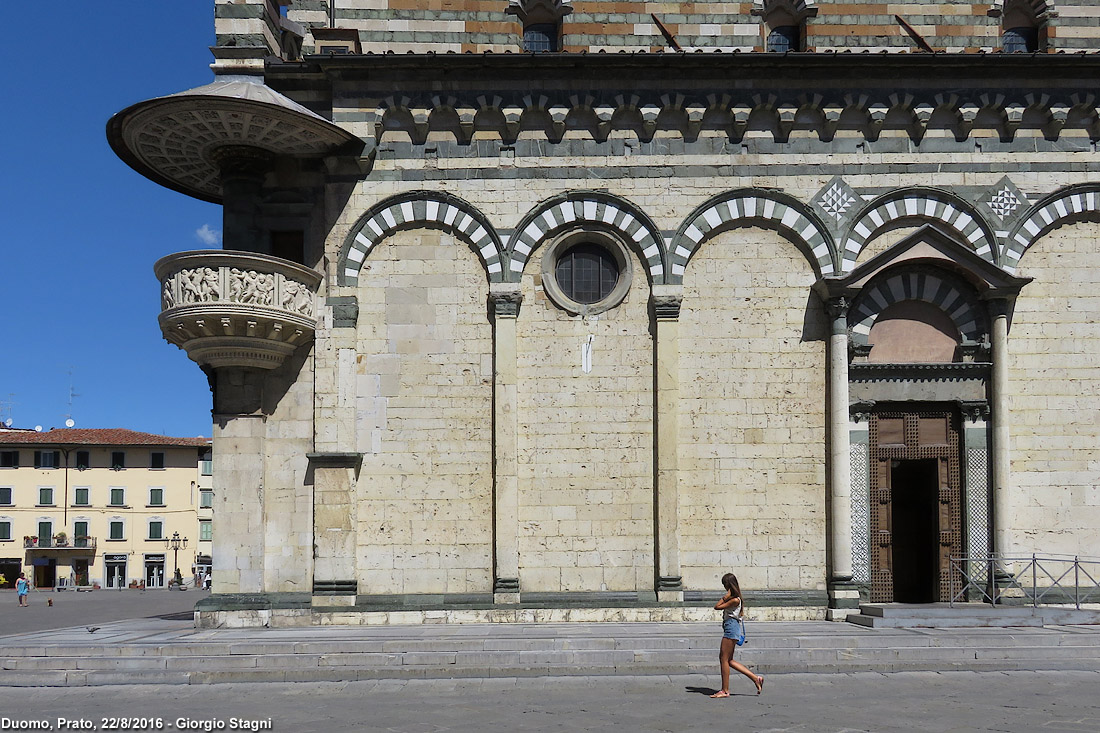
16,572,30,607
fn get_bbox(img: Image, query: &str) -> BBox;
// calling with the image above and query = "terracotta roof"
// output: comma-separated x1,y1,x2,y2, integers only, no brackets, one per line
0,428,209,448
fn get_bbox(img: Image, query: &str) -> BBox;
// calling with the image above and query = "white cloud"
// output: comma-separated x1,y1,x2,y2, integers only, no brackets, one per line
195,224,221,246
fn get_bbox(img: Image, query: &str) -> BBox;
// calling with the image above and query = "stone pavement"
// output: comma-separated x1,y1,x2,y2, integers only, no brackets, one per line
0,587,209,635
2,670,1098,732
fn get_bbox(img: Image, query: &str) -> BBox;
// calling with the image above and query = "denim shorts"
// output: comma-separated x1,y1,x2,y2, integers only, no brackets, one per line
722,617,744,643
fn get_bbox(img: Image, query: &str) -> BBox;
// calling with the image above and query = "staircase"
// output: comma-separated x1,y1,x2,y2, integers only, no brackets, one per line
846,603,1100,629
4,619,1100,686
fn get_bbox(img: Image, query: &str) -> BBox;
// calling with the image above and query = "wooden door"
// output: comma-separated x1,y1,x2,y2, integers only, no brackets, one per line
869,407,963,602
871,456,894,602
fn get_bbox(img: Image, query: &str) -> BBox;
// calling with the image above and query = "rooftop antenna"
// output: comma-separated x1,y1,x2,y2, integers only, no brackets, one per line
64,368,81,428
0,393,14,426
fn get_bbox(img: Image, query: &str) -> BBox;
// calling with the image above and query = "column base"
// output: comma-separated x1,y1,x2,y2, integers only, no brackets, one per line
494,577,519,604
657,576,683,602
313,579,358,607
827,579,862,622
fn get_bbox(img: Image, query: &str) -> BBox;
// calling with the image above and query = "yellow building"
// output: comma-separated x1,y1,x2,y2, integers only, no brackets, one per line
0,428,210,589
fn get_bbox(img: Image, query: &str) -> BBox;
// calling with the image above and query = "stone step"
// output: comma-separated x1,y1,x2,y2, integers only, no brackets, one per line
3,652,1100,687
8,631,1100,661
847,603,1100,629
5,619,1100,686
7,642,1100,674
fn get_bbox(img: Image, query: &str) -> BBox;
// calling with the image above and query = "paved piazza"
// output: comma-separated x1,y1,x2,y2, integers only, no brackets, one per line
1,670,1095,732
0,588,208,635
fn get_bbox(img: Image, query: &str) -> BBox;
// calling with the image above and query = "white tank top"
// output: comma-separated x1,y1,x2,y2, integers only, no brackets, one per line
723,599,742,620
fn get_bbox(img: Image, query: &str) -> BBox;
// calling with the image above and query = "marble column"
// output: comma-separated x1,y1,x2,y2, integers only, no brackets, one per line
652,285,684,601
989,299,1012,557
827,296,853,583
826,296,857,620
491,285,522,603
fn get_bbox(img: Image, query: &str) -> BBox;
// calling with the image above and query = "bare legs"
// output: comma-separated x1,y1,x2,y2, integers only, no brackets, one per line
710,637,763,698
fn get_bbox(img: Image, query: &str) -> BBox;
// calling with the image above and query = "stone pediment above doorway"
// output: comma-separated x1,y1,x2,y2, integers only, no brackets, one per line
813,223,1032,304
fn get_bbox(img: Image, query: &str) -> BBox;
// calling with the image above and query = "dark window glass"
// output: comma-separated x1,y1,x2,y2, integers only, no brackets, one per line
0,451,18,468
0,487,10,504
1004,27,1037,53
0,521,9,541
151,452,165,470
75,451,90,470
555,244,619,305
524,23,559,52
767,25,800,53
111,451,125,470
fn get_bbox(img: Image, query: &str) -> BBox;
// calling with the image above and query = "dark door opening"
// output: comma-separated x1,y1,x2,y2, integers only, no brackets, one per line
33,558,57,589
891,458,939,603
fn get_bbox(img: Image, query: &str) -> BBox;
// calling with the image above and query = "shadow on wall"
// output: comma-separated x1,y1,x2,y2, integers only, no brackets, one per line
801,290,828,344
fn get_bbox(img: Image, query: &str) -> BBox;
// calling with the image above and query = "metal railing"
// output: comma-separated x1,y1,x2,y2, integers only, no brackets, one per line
23,536,97,549
950,554,1100,609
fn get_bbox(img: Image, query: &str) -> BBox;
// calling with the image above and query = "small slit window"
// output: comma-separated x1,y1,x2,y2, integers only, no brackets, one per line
524,23,559,52
767,25,800,53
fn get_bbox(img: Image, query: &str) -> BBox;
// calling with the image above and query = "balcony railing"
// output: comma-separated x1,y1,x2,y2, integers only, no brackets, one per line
154,250,323,370
24,536,97,550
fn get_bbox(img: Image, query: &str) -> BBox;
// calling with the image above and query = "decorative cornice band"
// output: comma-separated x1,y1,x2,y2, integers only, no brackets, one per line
849,362,992,381
287,54,1100,146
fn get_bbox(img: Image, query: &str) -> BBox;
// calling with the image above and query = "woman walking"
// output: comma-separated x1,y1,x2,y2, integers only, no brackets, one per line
710,572,763,698
16,572,30,607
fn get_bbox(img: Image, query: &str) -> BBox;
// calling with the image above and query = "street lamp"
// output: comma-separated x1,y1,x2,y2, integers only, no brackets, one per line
165,531,188,586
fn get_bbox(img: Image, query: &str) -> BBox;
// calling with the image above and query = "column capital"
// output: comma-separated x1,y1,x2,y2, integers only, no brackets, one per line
850,399,875,423
986,296,1012,319
958,399,990,423
651,284,683,320
826,295,851,320
489,286,523,318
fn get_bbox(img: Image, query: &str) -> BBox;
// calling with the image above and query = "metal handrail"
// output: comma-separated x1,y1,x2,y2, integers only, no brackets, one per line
949,554,1100,609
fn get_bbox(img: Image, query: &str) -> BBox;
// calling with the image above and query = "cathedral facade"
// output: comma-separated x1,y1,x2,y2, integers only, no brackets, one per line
108,1,1100,626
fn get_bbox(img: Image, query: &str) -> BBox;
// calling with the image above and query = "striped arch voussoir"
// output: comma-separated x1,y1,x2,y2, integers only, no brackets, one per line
340,193,504,286
506,195,665,281
849,271,985,346
1003,186,1100,274
841,193,996,273
669,192,834,281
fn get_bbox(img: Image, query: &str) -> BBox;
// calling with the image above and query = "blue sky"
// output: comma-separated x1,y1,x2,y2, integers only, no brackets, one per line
2,4,220,438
